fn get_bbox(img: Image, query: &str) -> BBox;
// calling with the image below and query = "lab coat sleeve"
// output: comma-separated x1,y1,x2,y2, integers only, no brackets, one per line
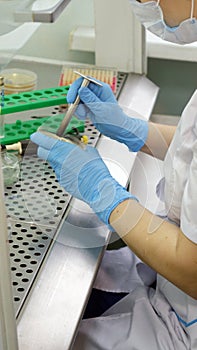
181,139,197,244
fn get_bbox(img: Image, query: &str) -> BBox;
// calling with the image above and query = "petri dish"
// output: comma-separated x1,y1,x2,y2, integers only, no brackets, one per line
1,68,37,94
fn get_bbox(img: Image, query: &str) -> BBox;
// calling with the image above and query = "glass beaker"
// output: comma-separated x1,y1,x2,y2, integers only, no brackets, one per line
1,149,20,186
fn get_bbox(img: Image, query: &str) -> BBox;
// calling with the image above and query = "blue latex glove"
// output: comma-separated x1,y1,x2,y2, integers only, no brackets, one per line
30,132,136,227
67,77,148,152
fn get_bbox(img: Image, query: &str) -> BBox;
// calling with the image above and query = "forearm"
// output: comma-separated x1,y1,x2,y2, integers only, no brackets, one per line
109,199,197,299
140,122,176,160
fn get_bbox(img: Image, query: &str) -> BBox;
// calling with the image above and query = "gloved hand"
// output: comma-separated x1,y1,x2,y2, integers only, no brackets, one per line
30,132,136,227
67,77,148,152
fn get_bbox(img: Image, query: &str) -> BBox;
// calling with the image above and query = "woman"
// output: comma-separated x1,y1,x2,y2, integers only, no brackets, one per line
31,1,197,348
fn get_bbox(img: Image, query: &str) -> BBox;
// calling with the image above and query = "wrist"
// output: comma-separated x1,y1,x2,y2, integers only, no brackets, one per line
118,116,148,152
89,179,137,229
109,197,140,235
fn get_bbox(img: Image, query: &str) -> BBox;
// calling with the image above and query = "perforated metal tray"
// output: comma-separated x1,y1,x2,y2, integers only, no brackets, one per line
6,72,127,317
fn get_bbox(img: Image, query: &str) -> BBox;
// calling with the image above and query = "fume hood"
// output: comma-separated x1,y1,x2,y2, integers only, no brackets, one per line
0,1,160,349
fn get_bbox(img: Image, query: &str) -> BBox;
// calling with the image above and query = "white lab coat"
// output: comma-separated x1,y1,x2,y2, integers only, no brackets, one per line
72,91,197,350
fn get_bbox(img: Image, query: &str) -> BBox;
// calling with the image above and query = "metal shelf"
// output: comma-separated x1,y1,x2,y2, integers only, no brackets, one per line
6,72,127,318
4,71,158,349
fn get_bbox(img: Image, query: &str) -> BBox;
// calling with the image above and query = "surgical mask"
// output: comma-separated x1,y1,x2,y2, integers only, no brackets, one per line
129,0,197,44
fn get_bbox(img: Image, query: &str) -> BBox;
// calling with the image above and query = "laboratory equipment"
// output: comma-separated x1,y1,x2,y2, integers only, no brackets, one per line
15,0,72,24
66,74,149,153
0,155,18,350
15,72,158,350
0,85,70,115
56,71,102,137
0,84,85,147
0,76,4,138
0,0,71,72
0,147,20,186
0,116,84,145
0,1,160,349
59,66,117,93
0,0,71,35
1,68,37,94
0,23,40,72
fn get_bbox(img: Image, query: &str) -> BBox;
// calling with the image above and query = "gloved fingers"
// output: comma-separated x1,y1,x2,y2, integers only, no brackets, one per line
31,132,59,150
35,137,78,168
68,77,103,101
74,103,88,119
72,86,103,120
67,77,84,103
37,146,50,161
31,132,75,156
88,81,117,103
67,75,116,104
78,87,107,123
78,91,122,125
78,86,101,105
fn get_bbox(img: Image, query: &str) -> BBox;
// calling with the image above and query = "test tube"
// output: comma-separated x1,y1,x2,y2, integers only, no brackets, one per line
0,76,4,138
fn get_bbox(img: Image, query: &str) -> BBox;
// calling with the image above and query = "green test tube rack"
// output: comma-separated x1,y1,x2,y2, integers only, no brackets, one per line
0,86,85,145
0,86,69,115
0,116,84,145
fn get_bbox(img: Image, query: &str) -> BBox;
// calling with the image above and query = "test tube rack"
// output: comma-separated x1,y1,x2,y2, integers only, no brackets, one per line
59,66,117,94
0,86,70,115
0,116,84,145
0,86,85,145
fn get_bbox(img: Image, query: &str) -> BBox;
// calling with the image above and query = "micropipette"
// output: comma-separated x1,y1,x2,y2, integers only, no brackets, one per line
56,71,102,137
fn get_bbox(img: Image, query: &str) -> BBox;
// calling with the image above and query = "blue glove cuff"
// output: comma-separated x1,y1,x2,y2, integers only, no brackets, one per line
119,117,149,152
88,179,138,230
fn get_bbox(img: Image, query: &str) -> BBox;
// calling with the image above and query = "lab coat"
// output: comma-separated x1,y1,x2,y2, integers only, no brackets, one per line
72,91,197,350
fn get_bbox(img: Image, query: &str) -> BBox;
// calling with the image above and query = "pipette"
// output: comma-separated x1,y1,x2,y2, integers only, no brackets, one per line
56,71,102,137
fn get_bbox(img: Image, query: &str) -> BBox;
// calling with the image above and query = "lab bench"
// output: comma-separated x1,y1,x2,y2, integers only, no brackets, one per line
3,64,158,349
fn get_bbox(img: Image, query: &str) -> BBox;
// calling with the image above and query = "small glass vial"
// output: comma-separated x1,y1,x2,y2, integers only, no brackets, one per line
1,149,20,186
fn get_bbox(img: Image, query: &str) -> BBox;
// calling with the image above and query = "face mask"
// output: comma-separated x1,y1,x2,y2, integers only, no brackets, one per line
129,0,197,45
